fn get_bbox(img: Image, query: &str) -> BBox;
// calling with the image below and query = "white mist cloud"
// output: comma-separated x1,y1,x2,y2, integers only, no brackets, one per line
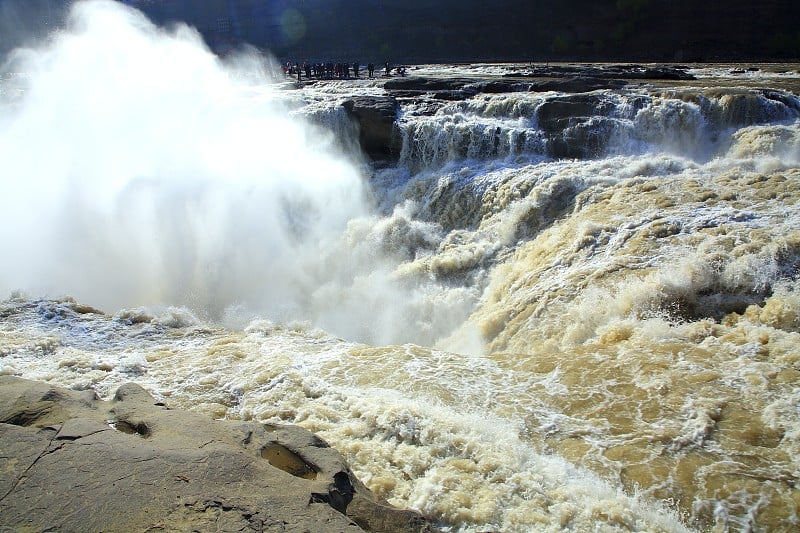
0,1,366,316
0,0,480,351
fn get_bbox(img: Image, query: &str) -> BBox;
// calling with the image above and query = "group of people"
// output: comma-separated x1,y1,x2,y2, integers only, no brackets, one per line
283,61,404,81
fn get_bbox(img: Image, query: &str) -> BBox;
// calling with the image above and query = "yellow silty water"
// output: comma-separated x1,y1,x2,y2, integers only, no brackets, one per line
2,2,800,532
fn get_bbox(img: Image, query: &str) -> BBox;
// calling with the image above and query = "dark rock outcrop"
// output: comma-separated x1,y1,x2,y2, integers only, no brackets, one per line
528,77,629,93
504,64,696,81
341,96,401,161
383,77,476,93
536,94,613,133
535,94,620,159
346,64,705,161
381,65,687,105
0,376,436,533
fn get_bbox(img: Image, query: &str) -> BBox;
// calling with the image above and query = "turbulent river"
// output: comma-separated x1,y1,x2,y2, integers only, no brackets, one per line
2,2,800,532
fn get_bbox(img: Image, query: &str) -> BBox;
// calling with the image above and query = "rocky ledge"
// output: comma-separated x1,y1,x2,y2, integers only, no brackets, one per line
341,96,401,161
503,63,696,81
0,376,437,532
381,64,692,99
340,64,696,161
382,74,628,99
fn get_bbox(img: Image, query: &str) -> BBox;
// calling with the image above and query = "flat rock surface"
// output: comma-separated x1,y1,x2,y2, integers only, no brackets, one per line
0,376,435,532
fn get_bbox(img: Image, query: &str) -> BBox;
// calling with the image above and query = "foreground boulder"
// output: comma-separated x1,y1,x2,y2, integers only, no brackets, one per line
0,376,436,532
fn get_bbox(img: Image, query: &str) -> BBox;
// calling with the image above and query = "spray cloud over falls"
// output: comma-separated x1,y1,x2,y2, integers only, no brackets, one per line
0,0,468,347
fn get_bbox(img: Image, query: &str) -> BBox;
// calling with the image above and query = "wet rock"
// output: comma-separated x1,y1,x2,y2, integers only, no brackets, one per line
546,117,620,159
470,80,531,93
535,95,620,159
383,67,679,103
383,77,474,92
529,76,628,93
0,376,437,533
505,64,695,81
344,65,694,161
341,96,401,161
386,77,533,101
431,90,471,101
536,94,613,133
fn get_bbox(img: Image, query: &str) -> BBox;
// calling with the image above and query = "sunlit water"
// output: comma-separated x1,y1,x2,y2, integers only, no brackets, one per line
2,2,800,532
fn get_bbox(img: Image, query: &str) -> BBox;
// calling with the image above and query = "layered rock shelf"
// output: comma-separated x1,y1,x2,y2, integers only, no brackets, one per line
0,376,436,532
338,64,699,161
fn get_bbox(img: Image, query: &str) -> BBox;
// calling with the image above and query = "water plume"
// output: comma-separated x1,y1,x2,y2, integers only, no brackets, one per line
0,0,462,347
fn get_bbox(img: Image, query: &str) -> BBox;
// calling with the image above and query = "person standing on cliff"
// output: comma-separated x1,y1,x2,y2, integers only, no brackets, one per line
368,62,374,77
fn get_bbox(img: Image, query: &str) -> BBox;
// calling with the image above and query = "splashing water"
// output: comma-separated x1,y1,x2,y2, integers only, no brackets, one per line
3,2,800,532
0,0,476,348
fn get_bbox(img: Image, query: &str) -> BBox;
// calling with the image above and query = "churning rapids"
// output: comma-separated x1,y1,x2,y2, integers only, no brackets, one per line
2,2,800,532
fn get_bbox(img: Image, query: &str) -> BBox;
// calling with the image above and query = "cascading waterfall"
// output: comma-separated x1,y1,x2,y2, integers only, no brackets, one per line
2,2,800,532
394,87,800,173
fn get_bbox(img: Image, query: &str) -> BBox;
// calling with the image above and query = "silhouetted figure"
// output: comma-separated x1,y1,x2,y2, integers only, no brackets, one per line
368,62,375,77
353,61,359,78
384,61,390,76
295,63,301,81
